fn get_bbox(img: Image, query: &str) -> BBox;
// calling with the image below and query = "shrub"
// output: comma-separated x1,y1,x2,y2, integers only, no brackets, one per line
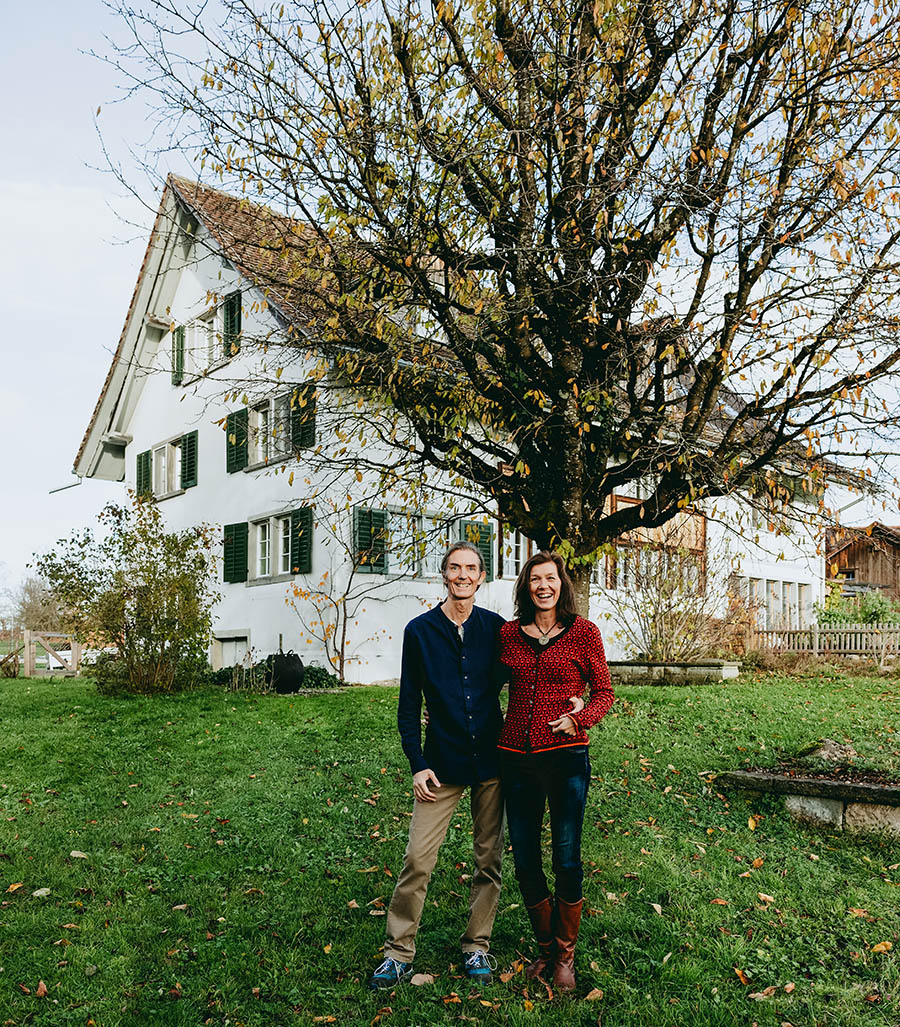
35,498,219,695
301,665,343,689
815,587,900,626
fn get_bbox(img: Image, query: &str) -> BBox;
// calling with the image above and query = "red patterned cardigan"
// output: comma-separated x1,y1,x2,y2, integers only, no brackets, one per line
497,616,615,754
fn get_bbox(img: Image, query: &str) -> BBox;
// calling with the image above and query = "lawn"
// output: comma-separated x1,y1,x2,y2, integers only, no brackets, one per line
1,672,899,1026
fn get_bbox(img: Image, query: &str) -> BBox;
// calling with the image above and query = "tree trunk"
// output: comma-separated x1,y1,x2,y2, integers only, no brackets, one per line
570,563,593,620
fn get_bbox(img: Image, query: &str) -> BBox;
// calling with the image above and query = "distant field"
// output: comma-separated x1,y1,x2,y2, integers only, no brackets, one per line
0,672,898,1025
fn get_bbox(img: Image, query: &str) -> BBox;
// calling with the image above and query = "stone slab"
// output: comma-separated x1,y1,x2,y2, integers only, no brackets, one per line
718,770,900,805
844,802,900,838
785,794,844,830
608,661,741,685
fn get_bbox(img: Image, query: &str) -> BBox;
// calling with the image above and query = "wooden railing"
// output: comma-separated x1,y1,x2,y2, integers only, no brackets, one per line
751,622,900,659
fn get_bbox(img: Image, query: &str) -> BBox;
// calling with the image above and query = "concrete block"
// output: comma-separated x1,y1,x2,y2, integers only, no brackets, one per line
785,794,844,830
844,803,900,838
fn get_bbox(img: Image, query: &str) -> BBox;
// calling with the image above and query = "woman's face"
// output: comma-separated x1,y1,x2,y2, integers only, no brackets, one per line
528,561,561,614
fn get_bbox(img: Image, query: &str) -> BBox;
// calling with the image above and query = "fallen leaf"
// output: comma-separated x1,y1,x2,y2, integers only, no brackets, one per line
60,923,79,929
523,999,534,1011
752,858,764,868
735,968,751,986
848,907,872,920
710,898,729,905
312,1018,336,1024
443,993,461,1003
347,899,359,909
323,943,332,954
758,893,775,904
172,904,188,911
784,981,796,993
749,985,778,999
35,981,48,998
662,952,672,965
586,987,604,1000
872,941,893,953
32,888,51,898
650,902,663,915
410,973,434,986
357,866,379,873
748,816,757,831
739,871,752,878
17,983,30,994
479,999,493,1007
70,851,88,859
6,882,23,893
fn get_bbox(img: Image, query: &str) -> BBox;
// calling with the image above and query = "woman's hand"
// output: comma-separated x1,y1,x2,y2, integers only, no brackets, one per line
548,696,583,735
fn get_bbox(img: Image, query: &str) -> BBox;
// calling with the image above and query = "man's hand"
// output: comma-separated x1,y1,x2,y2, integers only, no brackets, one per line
549,696,584,736
413,768,442,802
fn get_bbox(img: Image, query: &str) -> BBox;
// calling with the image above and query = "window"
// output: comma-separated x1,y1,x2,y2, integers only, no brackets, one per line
251,394,292,464
170,290,241,382
253,513,297,578
231,387,316,471
135,430,198,498
226,507,313,584
500,528,530,579
420,517,451,577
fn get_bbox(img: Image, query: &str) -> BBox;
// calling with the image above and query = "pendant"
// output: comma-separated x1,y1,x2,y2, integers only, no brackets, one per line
539,634,550,645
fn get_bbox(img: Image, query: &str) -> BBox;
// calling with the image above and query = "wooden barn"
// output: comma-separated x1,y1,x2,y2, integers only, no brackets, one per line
825,522,900,598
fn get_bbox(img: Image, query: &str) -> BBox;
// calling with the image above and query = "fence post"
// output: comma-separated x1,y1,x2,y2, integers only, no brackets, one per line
811,622,819,657
23,630,33,677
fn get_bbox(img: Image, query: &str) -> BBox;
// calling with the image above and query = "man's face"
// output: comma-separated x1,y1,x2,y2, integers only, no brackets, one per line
444,550,486,599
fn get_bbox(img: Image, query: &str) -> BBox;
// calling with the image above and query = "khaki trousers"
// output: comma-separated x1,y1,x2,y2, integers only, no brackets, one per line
384,777,504,962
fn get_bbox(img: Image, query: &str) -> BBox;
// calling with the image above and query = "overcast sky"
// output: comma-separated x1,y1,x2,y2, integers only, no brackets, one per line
0,2,186,594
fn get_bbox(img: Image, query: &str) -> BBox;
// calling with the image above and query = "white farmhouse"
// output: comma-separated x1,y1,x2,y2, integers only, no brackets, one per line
75,176,824,680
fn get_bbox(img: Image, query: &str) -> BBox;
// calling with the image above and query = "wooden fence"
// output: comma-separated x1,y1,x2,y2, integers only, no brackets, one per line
751,622,900,659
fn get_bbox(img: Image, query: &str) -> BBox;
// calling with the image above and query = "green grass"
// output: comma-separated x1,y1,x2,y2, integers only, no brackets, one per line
0,672,899,1026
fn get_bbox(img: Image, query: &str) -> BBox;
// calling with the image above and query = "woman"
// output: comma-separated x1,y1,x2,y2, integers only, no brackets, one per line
497,551,614,992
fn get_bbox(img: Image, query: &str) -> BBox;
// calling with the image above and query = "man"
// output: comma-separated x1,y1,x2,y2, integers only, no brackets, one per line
368,541,505,989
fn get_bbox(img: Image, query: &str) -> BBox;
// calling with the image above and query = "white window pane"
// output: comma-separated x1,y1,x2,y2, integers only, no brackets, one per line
153,446,167,496
258,521,270,576
274,395,291,455
422,518,450,576
280,517,291,574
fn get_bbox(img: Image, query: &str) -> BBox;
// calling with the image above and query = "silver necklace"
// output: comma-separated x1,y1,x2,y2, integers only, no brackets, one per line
537,621,561,645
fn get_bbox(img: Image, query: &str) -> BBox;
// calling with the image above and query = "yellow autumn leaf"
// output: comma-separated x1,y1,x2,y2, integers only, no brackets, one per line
323,943,332,953
523,999,534,1011
872,941,893,953
748,816,757,830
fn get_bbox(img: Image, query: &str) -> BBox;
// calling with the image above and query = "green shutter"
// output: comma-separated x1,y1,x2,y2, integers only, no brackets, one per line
136,450,152,498
290,506,314,574
460,519,494,581
180,430,198,489
354,507,388,573
171,326,185,385
225,409,248,473
223,292,241,356
290,385,317,450
223,522,249,583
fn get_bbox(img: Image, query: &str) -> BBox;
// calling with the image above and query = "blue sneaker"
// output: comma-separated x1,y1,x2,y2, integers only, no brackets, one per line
463,949,496,985
368,955,413,990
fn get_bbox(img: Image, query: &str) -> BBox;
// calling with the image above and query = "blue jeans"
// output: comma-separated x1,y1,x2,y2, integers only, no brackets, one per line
501,747,591,906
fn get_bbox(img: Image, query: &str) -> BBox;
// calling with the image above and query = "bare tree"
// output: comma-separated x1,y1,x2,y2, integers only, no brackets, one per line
102,0,900,608
15,574,64,633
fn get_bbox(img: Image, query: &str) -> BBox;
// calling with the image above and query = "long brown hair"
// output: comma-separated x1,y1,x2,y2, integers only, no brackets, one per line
514,550,578,626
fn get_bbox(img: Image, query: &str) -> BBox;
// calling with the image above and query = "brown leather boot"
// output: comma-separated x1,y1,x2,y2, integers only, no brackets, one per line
552,897,582,993
524,896,555,979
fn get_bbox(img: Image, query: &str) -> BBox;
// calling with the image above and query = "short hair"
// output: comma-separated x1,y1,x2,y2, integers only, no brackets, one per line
513,550,578,626
440,541,485,576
